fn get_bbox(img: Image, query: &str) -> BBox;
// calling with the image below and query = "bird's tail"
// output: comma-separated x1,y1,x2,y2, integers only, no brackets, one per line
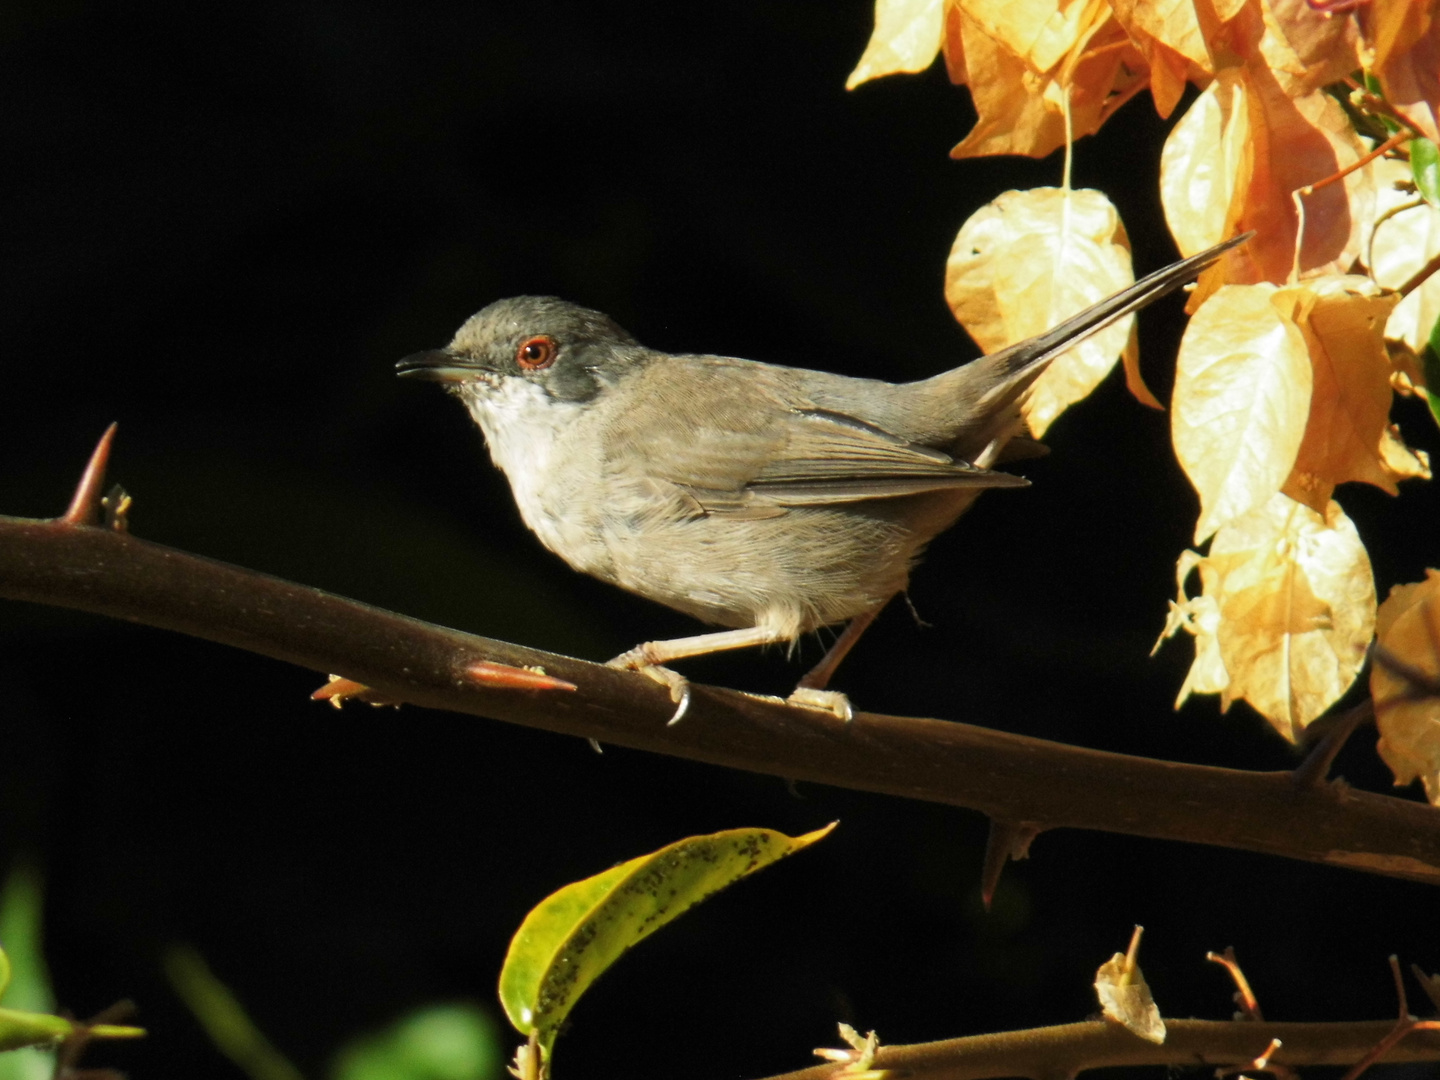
931,231,1250,463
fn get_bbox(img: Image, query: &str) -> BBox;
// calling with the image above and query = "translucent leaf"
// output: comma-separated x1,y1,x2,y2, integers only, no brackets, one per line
1414,138,1440,206
1371,570,1440,804
945,187,1141,436
846,0,944,89
498,824,835,1062
1159,66,1371,293
1154,548,1231,708
945,1,1148,160
1362,0,1440,144
1172,284,1312,543
1367,156,1440,355
1210,494,1375,740
1279,275,1418,511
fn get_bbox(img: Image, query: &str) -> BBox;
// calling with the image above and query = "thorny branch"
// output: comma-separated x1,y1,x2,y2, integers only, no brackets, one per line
2,431,1440,888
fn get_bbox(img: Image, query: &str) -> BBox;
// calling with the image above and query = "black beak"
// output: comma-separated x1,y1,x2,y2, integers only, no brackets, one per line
395,349,485,382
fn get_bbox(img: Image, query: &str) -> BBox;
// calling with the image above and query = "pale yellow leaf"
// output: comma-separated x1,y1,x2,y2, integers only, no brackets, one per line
945,187,1135,437
1094,928,1166,1045
1160,70,1248,259
1160,65,1371,292
1209,494,1375,740
1280,275,1410,511
1172,284,1312,543
1154,548,1231,708
847,0,946,89
1371,570,1440,805
1366,156,1440,355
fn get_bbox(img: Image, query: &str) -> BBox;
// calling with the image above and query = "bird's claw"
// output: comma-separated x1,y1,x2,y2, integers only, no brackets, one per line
607,652,692,725
787,686,855,722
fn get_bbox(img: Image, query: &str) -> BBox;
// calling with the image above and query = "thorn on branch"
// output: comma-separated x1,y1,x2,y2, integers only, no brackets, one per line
1412,964,1440,1014
1292,701,1373,790
463,660,577,692
981,819,1041,910
60,423,117,527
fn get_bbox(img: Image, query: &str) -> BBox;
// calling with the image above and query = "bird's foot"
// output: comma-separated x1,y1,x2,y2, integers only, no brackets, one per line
787,686,854,722
607,649,692,725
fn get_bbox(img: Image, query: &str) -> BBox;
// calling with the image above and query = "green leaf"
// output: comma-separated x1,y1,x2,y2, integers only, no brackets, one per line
1422,312,1440,430
498,824,836,1062
331,1004,502,1080
0,1008,142,1054
1413,138,1440,206
164,945,304,1080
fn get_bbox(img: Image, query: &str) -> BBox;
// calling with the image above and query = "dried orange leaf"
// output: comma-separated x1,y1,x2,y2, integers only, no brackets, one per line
1172,284,1312,543
1255,0,1361,97
1371,570,1440,804
945,187,1135,436
1280,275,1411,511
947,1,1147,160
1209,493,1375,740
846,0,944,89
1367,156,1440,354
1361,0,1440,144
1095,927,1166,1045
1160,65,1371,290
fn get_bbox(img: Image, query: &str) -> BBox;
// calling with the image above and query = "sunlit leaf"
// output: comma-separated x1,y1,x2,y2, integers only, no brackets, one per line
946,0,1147,160
945,187,1141,436
1254,0,1361,98
1154,549,1231,707
1414,138,1440,205
846,0,944,89
498,824,835,1063
1360,0,1440,144
1210,494,1375,740
1172,284,1312,543
1279,275,1419,511
1371,569,1440,805
1160,65,1371,294
1367,156,1440,355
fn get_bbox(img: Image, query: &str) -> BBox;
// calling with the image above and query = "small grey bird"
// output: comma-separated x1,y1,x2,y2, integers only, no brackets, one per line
399,235,1245,721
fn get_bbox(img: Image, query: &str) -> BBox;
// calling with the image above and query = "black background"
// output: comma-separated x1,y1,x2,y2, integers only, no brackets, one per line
1,2,1437,1078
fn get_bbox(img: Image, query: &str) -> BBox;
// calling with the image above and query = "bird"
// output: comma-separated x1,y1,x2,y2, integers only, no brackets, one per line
398,234,1246,722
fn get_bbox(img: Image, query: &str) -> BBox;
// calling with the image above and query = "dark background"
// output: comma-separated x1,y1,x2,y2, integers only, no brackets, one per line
1,2,1437,1078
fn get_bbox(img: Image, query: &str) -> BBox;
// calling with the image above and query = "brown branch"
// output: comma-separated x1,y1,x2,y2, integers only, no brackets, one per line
774,1018,1440,1080
4,510,1439,886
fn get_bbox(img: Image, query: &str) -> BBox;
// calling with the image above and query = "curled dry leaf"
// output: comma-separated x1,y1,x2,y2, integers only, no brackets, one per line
1366,156,1440,355
1159,65,1371,293
944,0,1148,160
1279,274,1427,511
846,0,944,89
1172,284,1312,543
1155,549,1231,708
1094,928,1166,1045
945,187,1149,436
1371,569,1440,805
1175,493,1374,740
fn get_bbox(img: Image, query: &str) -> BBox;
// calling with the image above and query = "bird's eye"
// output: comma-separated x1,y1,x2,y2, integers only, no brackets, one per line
516,335,557,371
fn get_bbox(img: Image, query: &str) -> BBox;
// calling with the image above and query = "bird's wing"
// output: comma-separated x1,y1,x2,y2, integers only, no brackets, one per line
606,361,1025,517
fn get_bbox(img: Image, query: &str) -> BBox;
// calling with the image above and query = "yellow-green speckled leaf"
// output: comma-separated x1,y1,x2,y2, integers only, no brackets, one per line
498,824,835,1059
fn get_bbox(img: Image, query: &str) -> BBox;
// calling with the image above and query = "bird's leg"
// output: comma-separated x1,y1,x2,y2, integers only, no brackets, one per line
609,625,787,725
787,599,890,721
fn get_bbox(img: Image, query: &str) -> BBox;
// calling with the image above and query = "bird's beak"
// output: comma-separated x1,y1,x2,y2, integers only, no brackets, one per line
395,349,485,382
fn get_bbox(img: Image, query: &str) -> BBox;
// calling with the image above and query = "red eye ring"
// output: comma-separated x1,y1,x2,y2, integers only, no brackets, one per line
516,335,557,370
